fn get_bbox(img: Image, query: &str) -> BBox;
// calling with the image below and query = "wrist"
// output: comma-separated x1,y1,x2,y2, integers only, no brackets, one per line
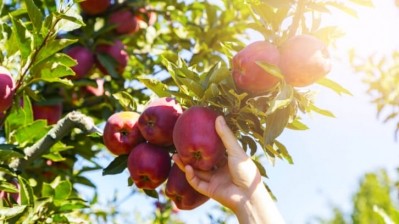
234,183,284,224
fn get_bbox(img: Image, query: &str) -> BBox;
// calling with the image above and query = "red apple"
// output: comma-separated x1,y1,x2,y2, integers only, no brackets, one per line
0,66,15,113
138,97,183,146
80,0,110,16
109,10,140,34
232,41,280,94
165,164,209,210
103,111,144,155
127,142,171,190
65,46,94,79
95,40,128,76
279,34,331,87
173,106,226,171
32,103,63,125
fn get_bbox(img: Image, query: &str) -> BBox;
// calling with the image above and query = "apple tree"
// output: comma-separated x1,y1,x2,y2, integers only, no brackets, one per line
0,0,373,223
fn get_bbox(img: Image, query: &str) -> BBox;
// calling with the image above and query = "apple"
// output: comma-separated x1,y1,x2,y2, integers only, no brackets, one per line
0,66,15,113
32,103,63,125
103,111,144,155
127,142,171,190
173,106,226,171
138,97,183,146
165,164,209,210
95,40,128,76
279,34,331,87
109,10,140,34
80,0,110,16
232,41,280,94
65,46,94,79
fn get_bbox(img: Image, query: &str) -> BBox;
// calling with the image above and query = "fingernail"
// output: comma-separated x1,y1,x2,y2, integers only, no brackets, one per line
218,116,226,127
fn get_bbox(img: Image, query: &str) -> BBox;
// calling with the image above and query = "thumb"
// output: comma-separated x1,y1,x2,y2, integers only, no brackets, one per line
215,116,247,160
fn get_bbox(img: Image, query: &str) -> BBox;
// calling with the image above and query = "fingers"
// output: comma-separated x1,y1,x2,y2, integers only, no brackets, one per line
172,154,212,181
215,116,248,160
184,165,210,197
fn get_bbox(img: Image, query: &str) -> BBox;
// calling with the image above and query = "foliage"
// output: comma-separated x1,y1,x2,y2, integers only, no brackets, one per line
0,0,373,223
350,50,399,138
315,169,399,224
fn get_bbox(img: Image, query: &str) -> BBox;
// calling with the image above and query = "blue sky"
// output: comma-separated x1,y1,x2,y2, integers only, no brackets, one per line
83,1,399,223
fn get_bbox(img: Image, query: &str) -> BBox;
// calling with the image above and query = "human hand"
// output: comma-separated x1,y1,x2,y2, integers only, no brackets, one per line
172,116,285,224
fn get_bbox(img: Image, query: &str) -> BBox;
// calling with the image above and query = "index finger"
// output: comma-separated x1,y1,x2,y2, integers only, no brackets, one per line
215,116,248,160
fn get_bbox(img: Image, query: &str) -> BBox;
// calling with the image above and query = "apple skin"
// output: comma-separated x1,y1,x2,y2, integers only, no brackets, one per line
95,40,128,76
109,10,139,34
165,163,209,210
173,106,226,171
103,111,144,155
138,97,183,146
65,46,94,79
279,34,331,87
0,66,15,113
80,0,110,16
127,142,171,190
32,103,63,125
232,41,280,94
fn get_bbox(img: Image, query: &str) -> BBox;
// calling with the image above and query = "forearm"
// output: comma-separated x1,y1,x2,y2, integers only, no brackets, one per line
234,185,285,224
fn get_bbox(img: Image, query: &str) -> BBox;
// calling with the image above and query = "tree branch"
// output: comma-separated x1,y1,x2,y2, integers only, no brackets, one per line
9,111,102,170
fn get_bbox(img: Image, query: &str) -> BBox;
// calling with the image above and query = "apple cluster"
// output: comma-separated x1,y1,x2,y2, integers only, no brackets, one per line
103,97,226,210
232,34,331,94
65,0,156,81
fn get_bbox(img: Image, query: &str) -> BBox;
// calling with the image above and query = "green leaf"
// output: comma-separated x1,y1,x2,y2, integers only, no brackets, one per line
102,155,128,176
54,180,72,201
309,104,335,118
143,189,159,199
252,159,268,178
18,176,34,206
266,85,294,115
0,181,19,193
179,77,204,97
36,38,77,65
286,119,309,130
96,53,120,78
275,140,293,164
0,144,24,161
256,61,284,79
10,15,32,60
14,120,49,147
41,183,55,198
25,0,43,32
317,78,352,95
112,91,137,111
55,10,85,33
264,105,291,145
138,77,171,98
0,205,27,220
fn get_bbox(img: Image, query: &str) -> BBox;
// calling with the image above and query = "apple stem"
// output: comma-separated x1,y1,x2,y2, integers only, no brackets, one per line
9,111,101,171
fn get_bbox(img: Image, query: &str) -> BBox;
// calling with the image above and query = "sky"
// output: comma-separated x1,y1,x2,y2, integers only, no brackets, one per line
81,1,399,223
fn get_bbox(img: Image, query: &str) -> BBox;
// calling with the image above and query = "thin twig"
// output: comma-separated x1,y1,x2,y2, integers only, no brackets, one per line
288,0,307,38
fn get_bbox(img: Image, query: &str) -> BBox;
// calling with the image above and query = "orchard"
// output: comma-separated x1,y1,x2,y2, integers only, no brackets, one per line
2,0,397,223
